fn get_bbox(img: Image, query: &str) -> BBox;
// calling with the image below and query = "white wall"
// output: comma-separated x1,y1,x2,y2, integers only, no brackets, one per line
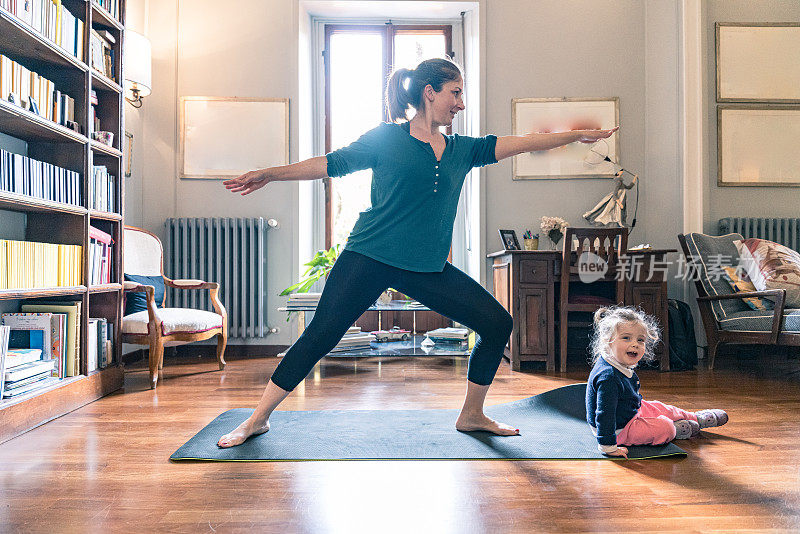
703,0,800,233
123,0,719,345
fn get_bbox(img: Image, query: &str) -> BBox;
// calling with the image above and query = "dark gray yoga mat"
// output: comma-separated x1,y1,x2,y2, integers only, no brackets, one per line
171,384,686,461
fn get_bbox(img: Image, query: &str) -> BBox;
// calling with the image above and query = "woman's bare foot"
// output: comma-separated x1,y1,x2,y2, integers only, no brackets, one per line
455,412,519,436
217,418,270,448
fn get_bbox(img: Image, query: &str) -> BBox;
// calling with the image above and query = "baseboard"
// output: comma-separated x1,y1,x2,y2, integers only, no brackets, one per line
122,344,290,364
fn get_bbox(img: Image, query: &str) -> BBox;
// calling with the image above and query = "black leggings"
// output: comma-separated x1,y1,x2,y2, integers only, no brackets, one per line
270,250,513,392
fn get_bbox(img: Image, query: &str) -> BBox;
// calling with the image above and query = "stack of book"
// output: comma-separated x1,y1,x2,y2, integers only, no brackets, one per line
0,55,79,128
88,226,113,285
425,327,469,344
286,292,321,309
329,326,375,353
1,346,59,399
0,240,82,289
0,147,82,206
1,302,83,378
0,1,85,60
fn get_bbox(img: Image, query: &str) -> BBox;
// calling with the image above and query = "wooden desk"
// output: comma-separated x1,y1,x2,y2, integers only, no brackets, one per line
488,249,676,372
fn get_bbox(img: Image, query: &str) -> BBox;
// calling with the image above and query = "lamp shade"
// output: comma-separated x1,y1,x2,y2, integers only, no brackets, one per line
123,30,152,99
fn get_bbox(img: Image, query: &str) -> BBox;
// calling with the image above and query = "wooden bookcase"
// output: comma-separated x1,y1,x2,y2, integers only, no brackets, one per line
0,0,126,444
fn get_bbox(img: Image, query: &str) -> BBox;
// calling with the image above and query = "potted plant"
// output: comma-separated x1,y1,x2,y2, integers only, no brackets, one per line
280,244,342,296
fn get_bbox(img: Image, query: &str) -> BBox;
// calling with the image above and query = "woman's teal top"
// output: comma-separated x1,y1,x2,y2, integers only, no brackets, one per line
326,121,497,272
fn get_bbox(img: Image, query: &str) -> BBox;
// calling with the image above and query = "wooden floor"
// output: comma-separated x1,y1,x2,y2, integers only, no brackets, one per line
2,348,800,533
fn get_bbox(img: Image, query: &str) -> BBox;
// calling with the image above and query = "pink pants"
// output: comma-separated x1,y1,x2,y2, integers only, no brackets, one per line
616,400,697,446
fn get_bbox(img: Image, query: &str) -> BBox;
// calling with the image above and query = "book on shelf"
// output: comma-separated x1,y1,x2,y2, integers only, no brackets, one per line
92,0,120,21
0,325,9,399
89,28,116,81
0,148,82,206
90,165,116,213
2,312,53,359
4,358,54,383
0,55,78,129
0,239,82,289
3,312,66,378
22,301,81,377
4,347,42,367
88,225,113,285
0,1,85,61
4,367,59,398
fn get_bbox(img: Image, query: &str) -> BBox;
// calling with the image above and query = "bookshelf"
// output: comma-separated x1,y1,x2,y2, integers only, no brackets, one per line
0,0,126,444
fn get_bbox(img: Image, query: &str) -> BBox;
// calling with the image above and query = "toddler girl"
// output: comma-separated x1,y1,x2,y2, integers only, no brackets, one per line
586,306,728,458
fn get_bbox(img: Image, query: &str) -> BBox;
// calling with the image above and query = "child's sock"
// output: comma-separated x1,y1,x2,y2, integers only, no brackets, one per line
694,409,728,429
674,419,700,439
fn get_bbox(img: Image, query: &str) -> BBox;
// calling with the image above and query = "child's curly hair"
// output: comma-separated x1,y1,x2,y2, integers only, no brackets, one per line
589,306,661,366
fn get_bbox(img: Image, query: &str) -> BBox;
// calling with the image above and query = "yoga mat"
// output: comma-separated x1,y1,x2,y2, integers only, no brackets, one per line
171,384,686,461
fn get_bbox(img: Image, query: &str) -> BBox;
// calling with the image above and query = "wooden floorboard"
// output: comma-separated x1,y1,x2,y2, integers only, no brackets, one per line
1,349,800,533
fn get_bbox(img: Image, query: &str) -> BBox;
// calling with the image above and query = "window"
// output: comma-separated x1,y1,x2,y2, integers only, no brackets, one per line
323,24,453,249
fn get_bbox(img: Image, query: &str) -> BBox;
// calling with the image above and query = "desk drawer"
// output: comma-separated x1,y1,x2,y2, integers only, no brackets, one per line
519,259,549,284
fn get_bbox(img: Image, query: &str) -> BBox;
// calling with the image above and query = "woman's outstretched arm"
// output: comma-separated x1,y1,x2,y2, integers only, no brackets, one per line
223,156,329,196
494,128,618,162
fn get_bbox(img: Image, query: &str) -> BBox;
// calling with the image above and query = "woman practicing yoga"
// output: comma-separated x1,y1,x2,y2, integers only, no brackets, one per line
218,57,616,447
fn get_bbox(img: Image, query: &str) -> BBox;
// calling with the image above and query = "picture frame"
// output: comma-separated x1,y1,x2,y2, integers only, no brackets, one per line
179,97,289,179
511,97,619,180
718,105,800,187
124,131,133,177
499,229,520,251
716,23,800,103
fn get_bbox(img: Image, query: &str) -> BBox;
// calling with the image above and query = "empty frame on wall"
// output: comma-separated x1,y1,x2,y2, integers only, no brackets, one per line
511,97,619,180
180,97,289,179
717,23,800,103
718,106,800,186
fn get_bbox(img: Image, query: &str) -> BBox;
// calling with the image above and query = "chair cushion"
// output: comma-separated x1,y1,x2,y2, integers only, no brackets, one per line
736,238,800,308
721,266,773,311
718,308,800,333
683,233,750,320
122,308,223,336
124,274,165,315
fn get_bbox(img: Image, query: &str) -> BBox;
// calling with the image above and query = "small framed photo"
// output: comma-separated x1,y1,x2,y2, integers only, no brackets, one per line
499,229,520,251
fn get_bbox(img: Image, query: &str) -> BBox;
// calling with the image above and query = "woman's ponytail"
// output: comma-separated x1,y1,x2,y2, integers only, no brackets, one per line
385,58,463,123
386,67,414,123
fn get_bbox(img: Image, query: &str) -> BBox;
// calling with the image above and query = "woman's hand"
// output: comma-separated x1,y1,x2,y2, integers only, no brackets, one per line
575,126,619,144
223,169,271,196
604,446,629,458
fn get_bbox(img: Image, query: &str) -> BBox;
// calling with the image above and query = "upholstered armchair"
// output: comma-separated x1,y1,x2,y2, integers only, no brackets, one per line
122,226,227,389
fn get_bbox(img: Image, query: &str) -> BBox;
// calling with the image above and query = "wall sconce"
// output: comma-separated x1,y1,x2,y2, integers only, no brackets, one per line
123,30,151,108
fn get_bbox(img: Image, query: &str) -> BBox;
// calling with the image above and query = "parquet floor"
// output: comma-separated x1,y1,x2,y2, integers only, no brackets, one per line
1,349,799,533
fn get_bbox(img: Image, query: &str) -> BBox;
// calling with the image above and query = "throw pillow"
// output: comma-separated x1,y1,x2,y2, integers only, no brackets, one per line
734,238,800,308
124,274,165,316
721,266,773,311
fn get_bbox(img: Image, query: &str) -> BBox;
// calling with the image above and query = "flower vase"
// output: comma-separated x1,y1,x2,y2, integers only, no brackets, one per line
548,230,563,250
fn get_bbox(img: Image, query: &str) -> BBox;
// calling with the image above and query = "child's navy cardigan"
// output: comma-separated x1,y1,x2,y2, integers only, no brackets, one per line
585,357,642,446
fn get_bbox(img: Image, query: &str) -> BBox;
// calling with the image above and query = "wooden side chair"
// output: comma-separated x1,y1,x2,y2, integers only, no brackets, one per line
121,226,228,389
559,227,628,372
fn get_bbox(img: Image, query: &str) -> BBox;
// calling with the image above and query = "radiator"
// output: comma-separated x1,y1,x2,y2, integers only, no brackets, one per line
719,217,800,251
164,218,273,338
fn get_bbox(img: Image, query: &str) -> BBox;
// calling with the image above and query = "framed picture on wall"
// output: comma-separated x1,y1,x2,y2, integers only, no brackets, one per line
716,23,800,103
124,131,133,177
718,105,800,186
179,97,289,179
511,97,619,180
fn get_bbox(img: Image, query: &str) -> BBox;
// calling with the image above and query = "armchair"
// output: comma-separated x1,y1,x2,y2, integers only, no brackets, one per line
678,232,800,368
122,226,227,388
